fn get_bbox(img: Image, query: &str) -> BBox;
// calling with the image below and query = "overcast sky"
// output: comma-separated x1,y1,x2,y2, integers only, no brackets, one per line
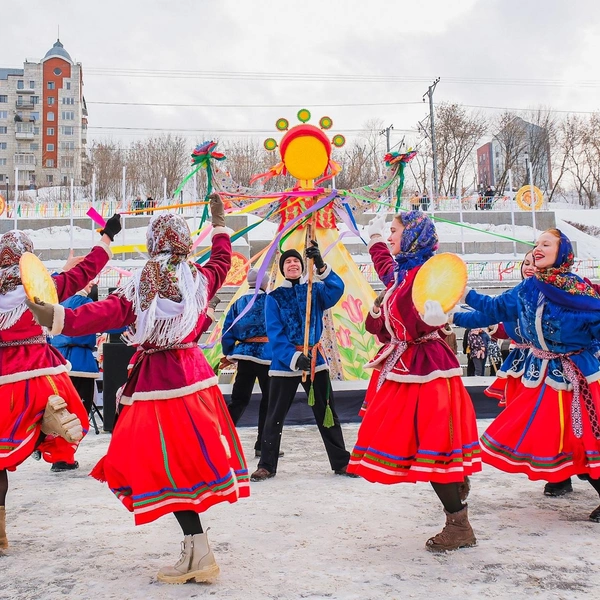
2,0,599,150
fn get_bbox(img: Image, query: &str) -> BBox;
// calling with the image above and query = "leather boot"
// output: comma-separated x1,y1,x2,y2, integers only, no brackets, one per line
426,505,477,552
157,533,219,584
41,395,83,443
0,506,8,550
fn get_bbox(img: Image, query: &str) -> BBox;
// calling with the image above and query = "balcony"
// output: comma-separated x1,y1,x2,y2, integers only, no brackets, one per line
15,131,34,141
13,153,36,170
15,87,34,94
15,100,35,110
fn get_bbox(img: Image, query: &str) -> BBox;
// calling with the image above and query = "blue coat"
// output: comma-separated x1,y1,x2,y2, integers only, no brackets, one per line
51,294,99,377
221,290,271,364
266,266,344,376
454,280,600,390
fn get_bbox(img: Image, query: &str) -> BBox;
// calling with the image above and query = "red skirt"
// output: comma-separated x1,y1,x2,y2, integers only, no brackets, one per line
484,376,521,408
91,385,250,526
0,372,89,471
358,369,380,418
481,381,600,482
348,376,481,484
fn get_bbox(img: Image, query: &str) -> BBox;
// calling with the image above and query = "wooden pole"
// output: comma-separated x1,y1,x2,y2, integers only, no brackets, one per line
301,212,317,382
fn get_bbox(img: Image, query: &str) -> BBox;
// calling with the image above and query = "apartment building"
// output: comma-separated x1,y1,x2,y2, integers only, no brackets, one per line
0,39,88,190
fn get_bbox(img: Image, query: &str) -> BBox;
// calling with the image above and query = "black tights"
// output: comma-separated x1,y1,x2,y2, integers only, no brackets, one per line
431,481,463,514
174,511,203,536
0,469,7,506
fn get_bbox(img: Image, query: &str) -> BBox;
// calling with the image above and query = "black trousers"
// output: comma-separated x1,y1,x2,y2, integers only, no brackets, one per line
227,360,270,450
71,376,96,415
258,370,350,474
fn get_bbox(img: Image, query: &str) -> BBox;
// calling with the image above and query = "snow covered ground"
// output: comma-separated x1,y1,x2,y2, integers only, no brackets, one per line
2,422,600,600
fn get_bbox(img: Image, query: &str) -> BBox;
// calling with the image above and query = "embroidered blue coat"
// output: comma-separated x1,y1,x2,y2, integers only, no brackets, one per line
266,265,344,377
454,279,600,390
454,292,528,379
50,293,99,378
221,290,271,364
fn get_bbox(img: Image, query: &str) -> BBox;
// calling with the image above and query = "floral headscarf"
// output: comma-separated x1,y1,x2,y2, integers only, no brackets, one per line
394,211,438,283
119,214,208,346
0,231,34,295
532,230,600,311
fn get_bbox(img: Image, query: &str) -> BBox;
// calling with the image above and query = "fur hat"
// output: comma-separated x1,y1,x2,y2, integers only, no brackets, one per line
279,249,304,277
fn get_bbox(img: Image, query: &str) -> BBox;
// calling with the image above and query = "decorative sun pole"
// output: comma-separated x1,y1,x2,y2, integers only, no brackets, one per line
200,110,408,381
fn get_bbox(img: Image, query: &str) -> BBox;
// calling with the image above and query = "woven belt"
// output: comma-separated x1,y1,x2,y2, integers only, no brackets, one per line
243,336,268,343
141,342,197,355
0,334,47,348
530,347,599,439
377,331,440,391
295,342,325,381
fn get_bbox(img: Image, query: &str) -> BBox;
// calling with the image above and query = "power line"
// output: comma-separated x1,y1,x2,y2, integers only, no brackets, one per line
84,67,600,88
87,126,418,134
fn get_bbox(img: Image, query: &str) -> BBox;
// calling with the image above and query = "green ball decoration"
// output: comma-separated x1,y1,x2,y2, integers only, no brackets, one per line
332,134,346,148
319,116,333,130
276,118,289,131
297,108,311,123
264,138,278,151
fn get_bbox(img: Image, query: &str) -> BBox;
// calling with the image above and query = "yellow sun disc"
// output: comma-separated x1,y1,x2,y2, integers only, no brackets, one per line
412,253,467,315
283,135,329,180
19,252,59,305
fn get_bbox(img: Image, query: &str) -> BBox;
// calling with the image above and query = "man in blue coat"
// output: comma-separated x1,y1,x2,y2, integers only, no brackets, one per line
49,281,99,471
250,241,355,481
222,268,273,457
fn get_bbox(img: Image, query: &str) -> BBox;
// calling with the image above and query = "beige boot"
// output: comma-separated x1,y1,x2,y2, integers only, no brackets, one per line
426,505,477,552
157,533,219,584
0,506,8,550
41,395,83,443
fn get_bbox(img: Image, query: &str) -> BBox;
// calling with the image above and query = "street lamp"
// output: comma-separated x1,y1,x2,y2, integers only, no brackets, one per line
5,177,9,214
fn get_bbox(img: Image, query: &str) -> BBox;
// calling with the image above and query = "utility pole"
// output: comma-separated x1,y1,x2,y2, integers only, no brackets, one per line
379,123,393,152
423,77,440,198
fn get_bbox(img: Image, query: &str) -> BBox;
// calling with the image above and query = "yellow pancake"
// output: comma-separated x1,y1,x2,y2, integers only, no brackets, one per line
19,252,59,305
412,253,467,314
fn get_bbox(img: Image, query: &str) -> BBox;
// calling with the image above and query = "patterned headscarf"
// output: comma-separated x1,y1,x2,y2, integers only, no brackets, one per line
0,231,34,295
532,229,600,311
394,211,438,282
119,214,208,346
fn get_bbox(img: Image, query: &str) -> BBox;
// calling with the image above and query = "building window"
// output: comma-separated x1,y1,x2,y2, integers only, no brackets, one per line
0,143,6,150
47,127,54,136
61,126,74,135
0,112,7,120
0,127,7,134
62,97,75,105
61,111,75,121
0,96,7,103
61,157,74,168
46,174,53,183
53,67,62,76
65,81,71,90
33,126,39,134
30,143,39,151
60,141,75,150
17,80,24,89
29,80,35,89
47,81,55,90
0,159,7,166
31,96,39,104
47,97,55,106
45,159,54,167
16,96,24,106
47,112,55,121
46,143,54,151
30,112,39,121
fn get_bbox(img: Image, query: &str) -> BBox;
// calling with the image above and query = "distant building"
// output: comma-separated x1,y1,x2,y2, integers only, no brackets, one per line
476,142,494,188
476,116,553,192
0,39,88,189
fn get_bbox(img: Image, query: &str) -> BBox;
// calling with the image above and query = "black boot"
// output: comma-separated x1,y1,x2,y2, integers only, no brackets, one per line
543,479,573,497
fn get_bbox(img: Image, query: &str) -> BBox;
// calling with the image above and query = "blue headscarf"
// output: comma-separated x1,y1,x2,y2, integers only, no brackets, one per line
530,230,600,311
393,211,438,283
